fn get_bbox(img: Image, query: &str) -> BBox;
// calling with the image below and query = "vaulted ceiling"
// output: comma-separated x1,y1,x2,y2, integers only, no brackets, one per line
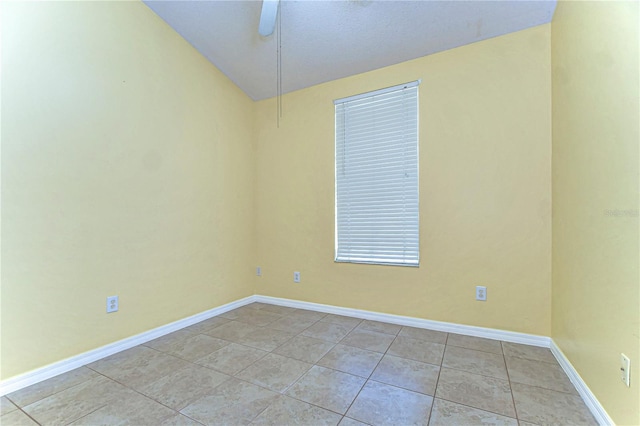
144,0,557,100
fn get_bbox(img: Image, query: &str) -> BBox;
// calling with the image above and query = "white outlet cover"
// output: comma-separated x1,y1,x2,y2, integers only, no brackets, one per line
106,296,119,313
621,353,631,387
294,271,301,283
256,266,262,276
476,286,487,301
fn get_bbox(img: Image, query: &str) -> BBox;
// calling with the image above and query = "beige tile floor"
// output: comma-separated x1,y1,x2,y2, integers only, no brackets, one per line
2,302,597,425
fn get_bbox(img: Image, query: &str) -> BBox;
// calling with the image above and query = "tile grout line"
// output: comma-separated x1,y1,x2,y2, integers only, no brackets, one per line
227,311,324,379
179,411,207,425
240,315,462,422
501,349,587,397
199,307,347,418
87,340,261,424
238,329,370,421
203,311,337,399
337,327,400,421
274,319,366,417
436,342,517,421
11,405,44,426
428,335,521,423
6,372,96,414
425,330,451,425
62,403,109,426
501,340,521,424
87,368,186,417
9,304,584,425
438,342,571,392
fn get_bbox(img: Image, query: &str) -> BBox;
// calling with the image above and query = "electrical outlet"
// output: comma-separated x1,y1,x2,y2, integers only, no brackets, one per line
256,266,262,276
621,353,630,387
293,271,301,283
476,286,487,301
106,296,119,313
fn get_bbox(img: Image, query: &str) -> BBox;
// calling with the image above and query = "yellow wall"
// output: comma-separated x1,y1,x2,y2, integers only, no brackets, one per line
1,1,255,379
551,1,640,424
254,25,552,336
3,4,637,423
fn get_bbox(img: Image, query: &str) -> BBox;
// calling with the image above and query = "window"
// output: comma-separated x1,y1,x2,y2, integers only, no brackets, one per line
335,81,419,266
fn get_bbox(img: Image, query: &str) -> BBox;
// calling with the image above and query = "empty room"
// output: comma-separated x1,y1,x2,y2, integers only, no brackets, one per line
1,0,638,425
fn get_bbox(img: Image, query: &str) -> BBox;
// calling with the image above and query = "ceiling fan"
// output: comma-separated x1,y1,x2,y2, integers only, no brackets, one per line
258,0,280,37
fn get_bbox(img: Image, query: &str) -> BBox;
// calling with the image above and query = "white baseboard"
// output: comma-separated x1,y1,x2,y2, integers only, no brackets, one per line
550,340,614,426
254,295,551,347
0,295,257,396
261,295,613,424
2,292,608,426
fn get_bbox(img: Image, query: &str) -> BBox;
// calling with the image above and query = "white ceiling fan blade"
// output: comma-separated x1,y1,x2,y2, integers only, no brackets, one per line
258,0,280,37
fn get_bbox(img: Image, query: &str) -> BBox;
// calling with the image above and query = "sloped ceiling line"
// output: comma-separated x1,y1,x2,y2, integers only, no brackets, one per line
144,0,556,101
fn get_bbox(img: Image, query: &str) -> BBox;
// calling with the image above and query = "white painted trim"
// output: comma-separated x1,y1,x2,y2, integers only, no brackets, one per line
334,80,420,104
550,340,614,426
0,296,257,396
255,295,550,347
2,291,609,426
260,295,615,423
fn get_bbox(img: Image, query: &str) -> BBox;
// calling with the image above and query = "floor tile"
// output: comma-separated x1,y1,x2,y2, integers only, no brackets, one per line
4,304,593,426
273,335,336,364
398,326,448,344
180,378,279,425
204,320,261,342
144,330,195,352
236,353,312,392
429,398,518,426
251,395,342,425
235,327,296,351
370,354,439,395
0,409,39,425
317,344,383,378
346,380,433,426
252,303,300,316
506,356,576,394
387,336,445,365
159,333,230,362
269,315,318,334
435,367,516,417
183,317,230,334
502,342,557,363
356,320,401,336
511,382,597,425
446,334,503,354
289,309,327,322
243,302,265,310
285,366,365,414
160,413,205,425
139,363,231,410
89,345,190,389
442,345,508,379
87,345,164,372
22,375,132,425
303,321,354,343
7,366,98,407
219,306,254,320
234,309,283,327
69,391,177,425
0,396,17,415
339,329,395,353
338,417,369,426
195,342,267,375
321,314,363,329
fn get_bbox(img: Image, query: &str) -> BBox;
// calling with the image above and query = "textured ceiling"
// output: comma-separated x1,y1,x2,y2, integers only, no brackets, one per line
144,0,557,101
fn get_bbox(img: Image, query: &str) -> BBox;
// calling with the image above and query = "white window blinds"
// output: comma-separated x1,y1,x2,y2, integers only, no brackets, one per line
335,81,419,266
